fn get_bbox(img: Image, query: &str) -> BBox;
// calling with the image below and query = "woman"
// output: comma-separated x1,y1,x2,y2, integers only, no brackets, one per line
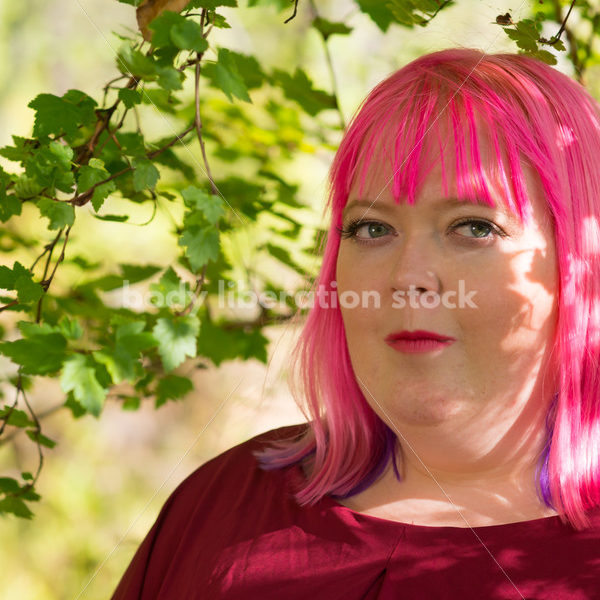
112,48,600,599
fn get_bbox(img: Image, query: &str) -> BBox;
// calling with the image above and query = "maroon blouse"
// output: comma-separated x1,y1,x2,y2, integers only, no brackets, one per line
112,424,600,599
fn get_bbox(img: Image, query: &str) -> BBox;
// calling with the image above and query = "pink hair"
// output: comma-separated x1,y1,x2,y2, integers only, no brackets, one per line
254,48,600,529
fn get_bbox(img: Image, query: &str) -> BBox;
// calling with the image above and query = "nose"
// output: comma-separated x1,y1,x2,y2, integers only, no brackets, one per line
390,234,442,295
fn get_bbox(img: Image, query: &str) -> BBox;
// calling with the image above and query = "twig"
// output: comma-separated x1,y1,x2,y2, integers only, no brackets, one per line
175,264,207,316
35,227,65,322
0,385,20,437
174,11,217,315
549,0,577,44
35,225,72,324
30,229,63,272
0,300,19,313
546,0,583,80
69,122,196,207
43,225,71,290
193,14,219,197
419,0,453,25
19,378,44,490
307,0,346,130
284,0,299,24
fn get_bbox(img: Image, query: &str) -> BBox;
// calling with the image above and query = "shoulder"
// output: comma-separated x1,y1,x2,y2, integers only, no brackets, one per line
161,422,310,516
182,422,308,483
111,423,311,599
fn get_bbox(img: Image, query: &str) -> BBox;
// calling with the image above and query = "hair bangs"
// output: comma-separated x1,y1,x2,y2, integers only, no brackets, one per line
332,83,534,233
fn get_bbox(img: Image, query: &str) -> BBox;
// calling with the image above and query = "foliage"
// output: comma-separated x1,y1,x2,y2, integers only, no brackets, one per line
0,0,594,519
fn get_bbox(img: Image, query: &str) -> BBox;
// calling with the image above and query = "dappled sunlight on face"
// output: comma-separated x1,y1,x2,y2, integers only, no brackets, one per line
335,135,559,472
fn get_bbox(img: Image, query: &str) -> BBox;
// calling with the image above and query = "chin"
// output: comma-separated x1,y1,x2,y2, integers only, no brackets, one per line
386,394,467,428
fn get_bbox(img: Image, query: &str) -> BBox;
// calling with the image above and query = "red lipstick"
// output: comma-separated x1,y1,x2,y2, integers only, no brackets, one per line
385,330,455,354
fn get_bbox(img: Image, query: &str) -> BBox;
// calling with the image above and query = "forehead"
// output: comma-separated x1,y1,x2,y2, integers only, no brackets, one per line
344,123,539,226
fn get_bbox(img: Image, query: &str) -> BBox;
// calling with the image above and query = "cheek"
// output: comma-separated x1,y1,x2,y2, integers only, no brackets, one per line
336,251,384,354
336,248,383,291
459,268,557,354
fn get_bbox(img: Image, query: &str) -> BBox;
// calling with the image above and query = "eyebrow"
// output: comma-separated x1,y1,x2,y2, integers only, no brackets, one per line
343,197,522,225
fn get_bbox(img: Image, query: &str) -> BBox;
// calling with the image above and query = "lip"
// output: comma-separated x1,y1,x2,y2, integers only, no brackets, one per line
385,330,456,354
386,330,456,342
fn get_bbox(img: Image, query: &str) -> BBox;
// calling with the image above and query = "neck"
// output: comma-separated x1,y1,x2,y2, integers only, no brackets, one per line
337,419,558,528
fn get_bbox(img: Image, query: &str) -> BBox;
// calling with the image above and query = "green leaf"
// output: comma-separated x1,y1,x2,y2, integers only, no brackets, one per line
203,48,251,103
528,48,558,65
504,21,539,52
155,374,193,407
207,13,231,29
118,88,143,108
0,333,67,375
78,159,109,192
271,68,336,116
170,18,208,52
0,496,34,519
77,158,116,210
182,186,225,224
156,65,184,91
0,406,35,428
23,142,75,194
149,267,191,309
132,158,160,192
0,261,23,288
312,16,353,40
148,11,183,48
48,140,74,166
13,175,43,199
225,52,265,90
264,242,307,276
37,198,75,230
93,347,137,384
0,136,39,163
0,180,22,222
60,354,107,417
14,274,44,303
120,263,162,284
64,394,86,419
152,315,200,371
179,225,220,272
17,320,55,337
188,0,237,8
354,0,395,32
122,396,141,410
115,132,146,157
387,0,419,26
25,429,57,449
117,46,158,80
92,212,127,222
140,88,180,114
0,477,21,493
516,18,540,38
20,487,41,502
197,318,268,365
28,90,97,142
92,181,117,211
57,315,83,340
0,261,44,304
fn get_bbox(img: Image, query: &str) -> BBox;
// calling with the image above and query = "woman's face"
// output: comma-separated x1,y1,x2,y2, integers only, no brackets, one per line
335,143,559,468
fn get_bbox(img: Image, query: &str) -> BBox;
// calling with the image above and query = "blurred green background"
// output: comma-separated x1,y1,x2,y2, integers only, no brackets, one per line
0,0,588,598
